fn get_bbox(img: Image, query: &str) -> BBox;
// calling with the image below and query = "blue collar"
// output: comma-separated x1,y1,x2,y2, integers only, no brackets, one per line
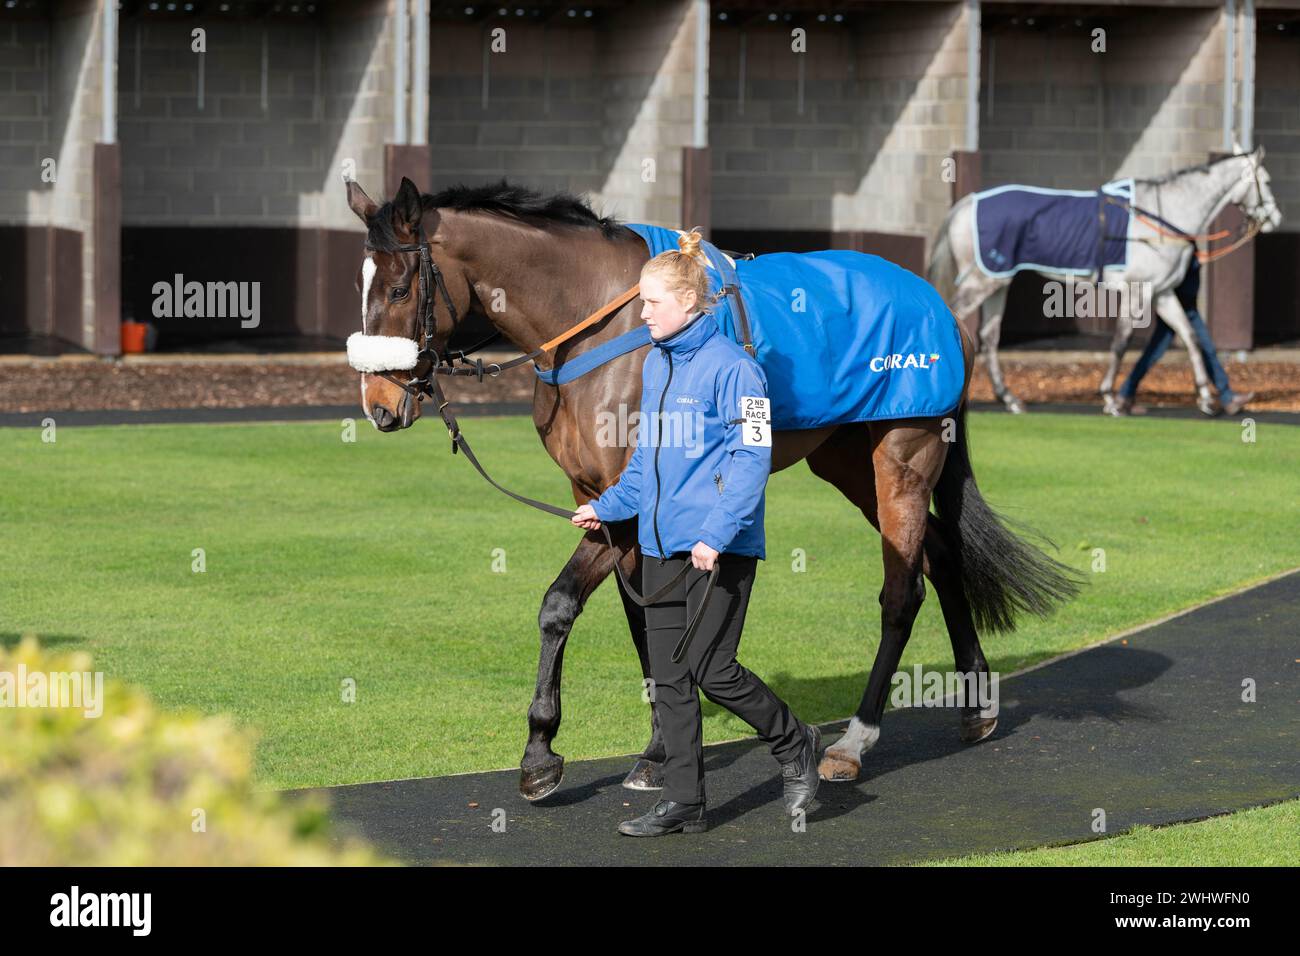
653,311,715,360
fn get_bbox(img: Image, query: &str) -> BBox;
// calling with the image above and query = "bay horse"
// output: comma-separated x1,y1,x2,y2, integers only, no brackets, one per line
345,175,1080,801
929,147,1281,415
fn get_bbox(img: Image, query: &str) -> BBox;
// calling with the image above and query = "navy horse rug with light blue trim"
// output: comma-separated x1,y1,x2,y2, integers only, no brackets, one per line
972,180,1135,279
625,223,965,431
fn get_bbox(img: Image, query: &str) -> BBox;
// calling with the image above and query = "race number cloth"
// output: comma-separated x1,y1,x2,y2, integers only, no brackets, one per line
627,223,965,431
972,179,1135,279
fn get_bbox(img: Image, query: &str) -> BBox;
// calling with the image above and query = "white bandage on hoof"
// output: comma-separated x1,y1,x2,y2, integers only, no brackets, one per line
346,332,420,373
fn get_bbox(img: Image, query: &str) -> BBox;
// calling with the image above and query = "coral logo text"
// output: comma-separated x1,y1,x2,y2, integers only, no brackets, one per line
869,352,941,372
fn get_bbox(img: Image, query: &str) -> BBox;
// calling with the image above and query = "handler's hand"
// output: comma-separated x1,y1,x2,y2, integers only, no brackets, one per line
691,541,719,571
571,503,602,531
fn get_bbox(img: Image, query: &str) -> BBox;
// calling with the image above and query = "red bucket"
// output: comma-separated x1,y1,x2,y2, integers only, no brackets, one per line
121,321,148,354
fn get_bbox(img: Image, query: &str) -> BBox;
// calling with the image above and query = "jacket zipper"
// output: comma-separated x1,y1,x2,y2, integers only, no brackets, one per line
652,351,673,564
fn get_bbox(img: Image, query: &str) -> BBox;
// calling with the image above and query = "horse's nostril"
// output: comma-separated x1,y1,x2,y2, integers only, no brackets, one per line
372,404,395,428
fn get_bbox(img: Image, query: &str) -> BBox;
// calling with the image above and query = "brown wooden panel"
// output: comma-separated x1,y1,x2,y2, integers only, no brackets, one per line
849,231,927,277
51,227,83,347
709,228,924,276
0,226,45,338
385,144,433,198
711,229,835,255
1204,151,1255,351
322,228,366,342
682,146,711,239
951,150,981,204
93,142,121,355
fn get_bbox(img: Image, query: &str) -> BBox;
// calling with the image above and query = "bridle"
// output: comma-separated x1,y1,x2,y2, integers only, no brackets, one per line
358,224,721,663
1103,155,1274,264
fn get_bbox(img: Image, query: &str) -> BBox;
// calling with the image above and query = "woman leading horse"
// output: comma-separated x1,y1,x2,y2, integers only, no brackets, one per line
571,230,821,835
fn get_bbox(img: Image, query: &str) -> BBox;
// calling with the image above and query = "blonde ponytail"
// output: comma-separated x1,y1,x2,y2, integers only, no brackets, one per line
640,227,714,314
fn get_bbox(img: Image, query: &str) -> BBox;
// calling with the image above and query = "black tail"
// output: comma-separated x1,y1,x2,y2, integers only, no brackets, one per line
932,405,1082,633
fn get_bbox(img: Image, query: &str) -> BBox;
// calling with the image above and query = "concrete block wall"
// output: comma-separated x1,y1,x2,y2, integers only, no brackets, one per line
1255,29,1300,230
427,20,608,198
981,8,1225,189
592,0,697,227
425,2,696,226
710,2,969,241
841,2,969,239
118,0,392,229
0,18,51,225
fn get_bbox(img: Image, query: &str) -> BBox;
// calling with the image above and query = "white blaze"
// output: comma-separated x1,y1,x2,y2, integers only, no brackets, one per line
360,256,377,334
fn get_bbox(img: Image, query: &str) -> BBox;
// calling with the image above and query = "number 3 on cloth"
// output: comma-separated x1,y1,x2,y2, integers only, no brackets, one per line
740,396,772,447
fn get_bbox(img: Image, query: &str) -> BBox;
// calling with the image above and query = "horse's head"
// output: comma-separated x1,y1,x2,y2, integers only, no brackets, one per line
345,176,453,432
1232,145,1283,234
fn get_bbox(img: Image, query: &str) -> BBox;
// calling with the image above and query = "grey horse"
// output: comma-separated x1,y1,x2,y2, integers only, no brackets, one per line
928,147,1281,415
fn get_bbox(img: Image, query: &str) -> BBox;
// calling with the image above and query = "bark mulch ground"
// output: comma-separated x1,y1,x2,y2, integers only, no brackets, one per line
1,355,1296,414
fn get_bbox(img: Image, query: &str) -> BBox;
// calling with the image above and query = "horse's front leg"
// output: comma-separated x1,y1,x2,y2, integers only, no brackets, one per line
1098,306,1134,414
1153,292,1217,415
519,526,626,801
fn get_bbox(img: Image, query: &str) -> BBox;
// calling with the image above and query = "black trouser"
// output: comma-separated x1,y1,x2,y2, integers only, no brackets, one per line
643,552,803,805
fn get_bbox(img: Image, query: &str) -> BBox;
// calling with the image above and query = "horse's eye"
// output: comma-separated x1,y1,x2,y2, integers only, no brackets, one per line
390,287,409,302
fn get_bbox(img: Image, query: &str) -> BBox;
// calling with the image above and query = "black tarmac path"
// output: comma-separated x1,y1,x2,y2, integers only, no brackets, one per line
288,571,1300,866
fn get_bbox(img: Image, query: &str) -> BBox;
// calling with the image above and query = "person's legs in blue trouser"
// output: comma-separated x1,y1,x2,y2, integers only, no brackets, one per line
1119,317,1176,400
1185,308,1236,404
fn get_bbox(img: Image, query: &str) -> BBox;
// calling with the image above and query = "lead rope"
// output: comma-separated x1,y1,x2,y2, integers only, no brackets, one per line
424,348,720,663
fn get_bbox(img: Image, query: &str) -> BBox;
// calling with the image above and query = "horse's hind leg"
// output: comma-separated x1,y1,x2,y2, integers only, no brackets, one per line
922,517,997,743
819,421,945,782
1098,285,1136,413
980,285,1024,413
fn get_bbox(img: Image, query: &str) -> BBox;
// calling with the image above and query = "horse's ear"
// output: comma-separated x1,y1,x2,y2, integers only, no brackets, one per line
391,177,424,234
1253,143,1266,161
1232,139,1244,155
346,180,378,224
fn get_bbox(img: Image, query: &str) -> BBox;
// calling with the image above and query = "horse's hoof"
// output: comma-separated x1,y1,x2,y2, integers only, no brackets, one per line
817,751,861,782
960,715,998,744
519,755,564,801
1006,398,1026,414
621,758,664,791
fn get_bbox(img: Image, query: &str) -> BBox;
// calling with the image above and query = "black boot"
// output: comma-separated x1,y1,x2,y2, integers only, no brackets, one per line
618,799,706,837
780,721,821,816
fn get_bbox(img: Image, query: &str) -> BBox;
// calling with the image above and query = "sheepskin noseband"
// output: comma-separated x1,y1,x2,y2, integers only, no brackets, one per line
347,332,420,373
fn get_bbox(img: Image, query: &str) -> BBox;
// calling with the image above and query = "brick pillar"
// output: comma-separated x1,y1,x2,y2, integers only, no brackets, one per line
92,143,121,356
951,150,981,203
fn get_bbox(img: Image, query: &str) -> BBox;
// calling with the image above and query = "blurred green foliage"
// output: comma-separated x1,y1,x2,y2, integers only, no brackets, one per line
0,637,391,866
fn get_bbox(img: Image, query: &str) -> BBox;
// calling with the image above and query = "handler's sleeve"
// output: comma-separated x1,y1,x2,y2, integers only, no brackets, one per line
697,359,772,554
589,431,645,523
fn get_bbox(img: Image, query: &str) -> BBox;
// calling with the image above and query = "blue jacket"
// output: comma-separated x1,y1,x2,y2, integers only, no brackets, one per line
590,311,772,560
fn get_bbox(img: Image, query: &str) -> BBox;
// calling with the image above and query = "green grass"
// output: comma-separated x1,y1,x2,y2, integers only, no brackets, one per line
925,798,1300,866
2,412,1296,790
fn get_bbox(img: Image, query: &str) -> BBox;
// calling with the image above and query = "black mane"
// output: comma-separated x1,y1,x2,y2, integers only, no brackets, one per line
365,179,629,251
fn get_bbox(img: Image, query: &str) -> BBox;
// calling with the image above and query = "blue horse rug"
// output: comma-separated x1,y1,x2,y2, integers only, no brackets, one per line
619,223,965,431
972,180,1135,279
